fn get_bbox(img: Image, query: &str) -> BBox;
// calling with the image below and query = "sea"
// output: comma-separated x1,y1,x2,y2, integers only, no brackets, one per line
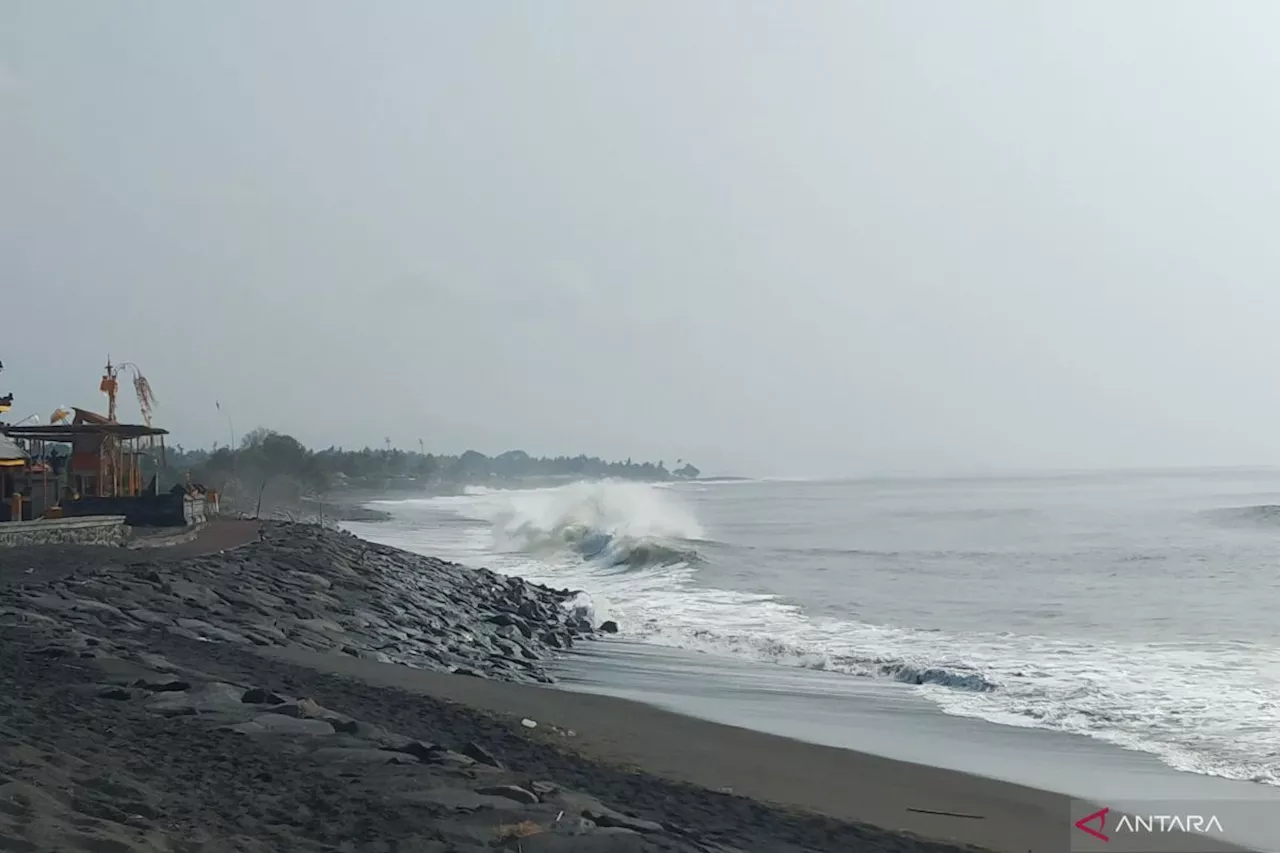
345,469,1280,808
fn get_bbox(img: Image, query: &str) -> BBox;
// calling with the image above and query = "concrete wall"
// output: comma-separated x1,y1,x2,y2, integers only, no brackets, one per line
27,476,64,520
0,516,129,548
184,494,207,526
61,493,201,528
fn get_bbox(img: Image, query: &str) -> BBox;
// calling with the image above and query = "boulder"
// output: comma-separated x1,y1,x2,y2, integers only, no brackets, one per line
461,741,503,768
585,809,664,834
225,714,336,736
399,788,524,812
475,784,539,805
310,747,418,766
240,687,287,705
147,682,245,716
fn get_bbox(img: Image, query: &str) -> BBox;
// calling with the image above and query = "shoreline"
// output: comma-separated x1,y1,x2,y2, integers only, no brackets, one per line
343,499,1280,852
553,639,1280,851
337,489,1280,809
552,639,1280,801
0,520,1263,852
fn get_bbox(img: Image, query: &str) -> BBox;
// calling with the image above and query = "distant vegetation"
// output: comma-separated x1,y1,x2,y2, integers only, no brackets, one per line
163,428,700,511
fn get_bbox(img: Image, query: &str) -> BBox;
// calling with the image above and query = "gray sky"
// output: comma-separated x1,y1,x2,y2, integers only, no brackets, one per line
4,1,1280,477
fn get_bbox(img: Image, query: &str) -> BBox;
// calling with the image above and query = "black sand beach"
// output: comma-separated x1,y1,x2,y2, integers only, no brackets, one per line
0,521,1203,853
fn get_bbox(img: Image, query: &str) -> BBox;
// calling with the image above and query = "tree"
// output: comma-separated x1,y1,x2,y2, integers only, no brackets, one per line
163,430,697,504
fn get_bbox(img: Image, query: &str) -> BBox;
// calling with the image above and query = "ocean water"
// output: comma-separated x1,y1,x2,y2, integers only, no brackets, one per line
348,470,1280,790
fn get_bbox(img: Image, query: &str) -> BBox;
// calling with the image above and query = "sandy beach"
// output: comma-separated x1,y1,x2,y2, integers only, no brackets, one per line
0,521,1247,853
257,643,1070,851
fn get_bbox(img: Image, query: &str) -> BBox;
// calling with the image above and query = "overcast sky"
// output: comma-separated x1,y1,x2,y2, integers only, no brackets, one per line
4,2,1280,477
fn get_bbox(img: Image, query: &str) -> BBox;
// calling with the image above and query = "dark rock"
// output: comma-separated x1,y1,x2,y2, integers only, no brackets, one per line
241,687,286,705
486,612,533,638
475,784,538,805
393,740,442,762
225,714,336,736
461,741,502,768
147,682,246,716
165,626,210,643
167,580,223,607
265,698,329,719
133,678,191,692
330,718,392,740
98,686,135,700
585,809,664,834
310,747,418,766
425,749,480,771
551,792,664,834
599,621,619,634
133,652,178,671
549,816,598,836
125,608,171,626
399,788,524,812
517,601,544,621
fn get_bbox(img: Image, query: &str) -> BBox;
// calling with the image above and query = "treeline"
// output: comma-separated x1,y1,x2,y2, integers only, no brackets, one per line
166,428,700,498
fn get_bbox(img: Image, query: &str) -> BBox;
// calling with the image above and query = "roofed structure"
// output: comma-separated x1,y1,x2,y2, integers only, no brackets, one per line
2,422,168,441
0,433,25,468
2,407,167,500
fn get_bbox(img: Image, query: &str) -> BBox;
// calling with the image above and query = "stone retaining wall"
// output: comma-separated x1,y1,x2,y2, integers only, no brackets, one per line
0,516,129,548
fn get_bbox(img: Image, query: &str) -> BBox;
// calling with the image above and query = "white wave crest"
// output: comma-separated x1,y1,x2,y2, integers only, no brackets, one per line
469,480,705,568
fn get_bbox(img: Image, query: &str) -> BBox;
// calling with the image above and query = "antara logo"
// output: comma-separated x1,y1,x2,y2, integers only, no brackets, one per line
1075,807,1111,841
1075,806,1226,842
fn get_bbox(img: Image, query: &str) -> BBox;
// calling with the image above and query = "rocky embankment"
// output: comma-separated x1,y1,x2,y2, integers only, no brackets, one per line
0,624,746,853
0,523,593,684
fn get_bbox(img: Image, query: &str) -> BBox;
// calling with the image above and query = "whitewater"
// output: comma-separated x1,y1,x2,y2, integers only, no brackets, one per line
349,471,1280,789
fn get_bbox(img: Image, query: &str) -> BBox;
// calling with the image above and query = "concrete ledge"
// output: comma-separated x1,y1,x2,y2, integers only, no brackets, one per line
127,524,204,550
0,516,130,548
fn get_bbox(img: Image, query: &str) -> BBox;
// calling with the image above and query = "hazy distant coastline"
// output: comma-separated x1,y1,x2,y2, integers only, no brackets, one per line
162,428,707,519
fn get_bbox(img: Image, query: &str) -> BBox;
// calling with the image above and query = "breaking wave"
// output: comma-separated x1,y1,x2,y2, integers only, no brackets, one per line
431,481,999,693
469,480,705,570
